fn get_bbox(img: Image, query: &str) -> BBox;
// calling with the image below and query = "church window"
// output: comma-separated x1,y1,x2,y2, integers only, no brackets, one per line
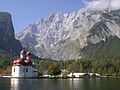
26,68,28,72
14,68,15,72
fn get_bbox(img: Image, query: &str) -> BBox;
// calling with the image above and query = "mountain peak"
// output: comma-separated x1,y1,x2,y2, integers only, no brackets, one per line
0,12,22,52
16,8,120,60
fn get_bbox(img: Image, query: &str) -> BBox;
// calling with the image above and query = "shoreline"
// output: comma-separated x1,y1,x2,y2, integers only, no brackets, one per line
0,76,111,79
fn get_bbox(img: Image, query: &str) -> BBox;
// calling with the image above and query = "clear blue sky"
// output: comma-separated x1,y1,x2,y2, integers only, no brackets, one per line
0,0,85,32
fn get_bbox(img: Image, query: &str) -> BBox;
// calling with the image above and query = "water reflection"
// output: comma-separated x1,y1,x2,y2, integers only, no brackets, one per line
11,78,34,90
9,78,120,90
69,78,84,90
68,78,101,90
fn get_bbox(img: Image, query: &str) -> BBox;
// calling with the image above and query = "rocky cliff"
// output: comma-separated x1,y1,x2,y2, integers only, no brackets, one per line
16,9,120,60
0,12,22,52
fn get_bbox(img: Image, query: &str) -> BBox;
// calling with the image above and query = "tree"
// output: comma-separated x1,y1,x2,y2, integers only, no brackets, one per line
48,63,61,76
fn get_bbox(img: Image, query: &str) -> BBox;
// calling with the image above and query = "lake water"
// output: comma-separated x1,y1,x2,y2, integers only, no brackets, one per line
0,77,120,90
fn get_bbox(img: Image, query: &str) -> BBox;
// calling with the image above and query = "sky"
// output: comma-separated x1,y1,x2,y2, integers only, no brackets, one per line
85,0,120,10
0,0,85,32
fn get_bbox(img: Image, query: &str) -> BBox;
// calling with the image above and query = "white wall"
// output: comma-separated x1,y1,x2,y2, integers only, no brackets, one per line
12,65,34,78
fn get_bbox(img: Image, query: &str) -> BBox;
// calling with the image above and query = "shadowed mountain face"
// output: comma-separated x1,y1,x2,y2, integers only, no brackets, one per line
0,12,22,52
81,36,120,59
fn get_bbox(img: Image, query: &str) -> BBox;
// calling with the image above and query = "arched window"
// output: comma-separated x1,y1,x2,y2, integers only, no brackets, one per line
23,68,25,72
14,68,15,72
26,68,28,72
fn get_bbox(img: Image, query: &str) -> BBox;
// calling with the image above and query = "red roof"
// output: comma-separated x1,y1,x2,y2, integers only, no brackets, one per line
13,59,33,66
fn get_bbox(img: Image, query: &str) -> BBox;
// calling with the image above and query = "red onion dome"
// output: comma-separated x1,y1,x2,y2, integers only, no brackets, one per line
24,59,32,66
13,59,25,65
26,51,31,56
13,60,16,64
20,50,26,54
13,60,17,65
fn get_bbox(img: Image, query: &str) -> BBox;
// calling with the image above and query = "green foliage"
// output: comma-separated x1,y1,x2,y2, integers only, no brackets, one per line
34,57,120,76
0,57,120,76
82,36,120,59
0,60,11,75
0,49,18,75
48,63,61,76
1,35,120,77
0,49,18,61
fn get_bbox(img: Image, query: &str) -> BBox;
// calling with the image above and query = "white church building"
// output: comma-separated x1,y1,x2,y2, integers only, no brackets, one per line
11,50,38,78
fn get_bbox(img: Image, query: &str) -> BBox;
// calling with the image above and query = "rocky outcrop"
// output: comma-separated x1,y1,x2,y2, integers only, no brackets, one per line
16,9,120,60
0,12,22,52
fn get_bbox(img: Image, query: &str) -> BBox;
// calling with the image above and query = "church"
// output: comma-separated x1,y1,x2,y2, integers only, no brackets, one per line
11,50,38,78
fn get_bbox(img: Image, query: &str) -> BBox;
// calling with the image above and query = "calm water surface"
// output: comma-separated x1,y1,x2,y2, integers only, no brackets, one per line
0,78,120,90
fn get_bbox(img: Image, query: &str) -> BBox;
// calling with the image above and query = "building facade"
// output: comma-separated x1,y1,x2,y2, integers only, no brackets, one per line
11,50,38,78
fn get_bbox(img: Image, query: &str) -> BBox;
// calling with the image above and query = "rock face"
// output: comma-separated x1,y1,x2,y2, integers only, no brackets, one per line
16,9,120,60
0,12,22,52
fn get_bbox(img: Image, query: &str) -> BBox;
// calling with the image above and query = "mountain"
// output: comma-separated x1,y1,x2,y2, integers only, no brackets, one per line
16,9,120,60
0,12,22,53
81,36,120,59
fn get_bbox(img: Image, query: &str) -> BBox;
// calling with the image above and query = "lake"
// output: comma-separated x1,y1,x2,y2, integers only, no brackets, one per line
0,77,120,90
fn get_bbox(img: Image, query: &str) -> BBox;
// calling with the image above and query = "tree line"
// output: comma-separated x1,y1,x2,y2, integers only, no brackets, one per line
0,57,120,76
34,57,120,76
